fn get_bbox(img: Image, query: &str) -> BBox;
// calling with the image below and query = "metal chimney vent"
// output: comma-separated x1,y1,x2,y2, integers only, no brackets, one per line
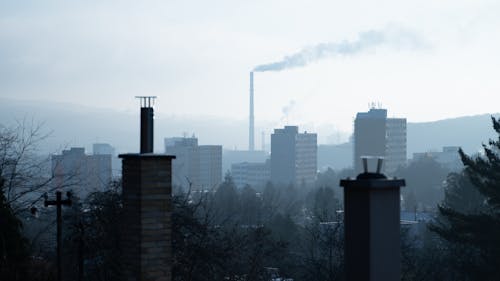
136,96,156,154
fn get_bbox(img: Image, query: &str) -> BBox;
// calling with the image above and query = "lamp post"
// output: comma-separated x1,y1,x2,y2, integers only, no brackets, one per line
44,191,72,281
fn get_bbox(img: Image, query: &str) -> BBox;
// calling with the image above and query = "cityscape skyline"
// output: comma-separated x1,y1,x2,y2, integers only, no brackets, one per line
3,2,500,280
1,0,500,135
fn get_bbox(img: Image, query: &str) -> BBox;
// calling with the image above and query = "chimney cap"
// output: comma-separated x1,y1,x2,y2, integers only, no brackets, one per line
360,156,384,174
135,96,157,108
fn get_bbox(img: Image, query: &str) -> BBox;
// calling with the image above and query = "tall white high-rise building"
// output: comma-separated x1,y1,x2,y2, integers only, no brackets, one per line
271,126,317,187
353,108,407,175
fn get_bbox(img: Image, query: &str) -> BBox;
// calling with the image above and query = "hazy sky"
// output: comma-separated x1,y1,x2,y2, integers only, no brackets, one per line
1,0,500,135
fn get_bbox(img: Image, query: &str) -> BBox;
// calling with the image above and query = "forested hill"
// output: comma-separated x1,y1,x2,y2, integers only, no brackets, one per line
407,113,500,155
0,97,498,157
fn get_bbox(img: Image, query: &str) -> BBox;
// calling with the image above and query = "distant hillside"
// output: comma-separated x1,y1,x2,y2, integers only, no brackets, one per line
407,113,500,156
1,98,498,160
0,98,249,154
317,114,500,171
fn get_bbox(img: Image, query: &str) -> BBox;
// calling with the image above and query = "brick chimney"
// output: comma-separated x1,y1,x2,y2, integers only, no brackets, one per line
120,97,175,281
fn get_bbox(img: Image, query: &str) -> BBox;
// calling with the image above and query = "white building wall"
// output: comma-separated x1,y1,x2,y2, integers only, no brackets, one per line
386,118,407,174
199,145,222,190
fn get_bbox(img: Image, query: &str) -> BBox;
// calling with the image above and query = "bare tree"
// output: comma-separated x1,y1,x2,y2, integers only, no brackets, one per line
0,119,58,213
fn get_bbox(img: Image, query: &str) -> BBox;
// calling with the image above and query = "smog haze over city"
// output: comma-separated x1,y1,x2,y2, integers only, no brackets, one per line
1,0,500,152
2,1,500,281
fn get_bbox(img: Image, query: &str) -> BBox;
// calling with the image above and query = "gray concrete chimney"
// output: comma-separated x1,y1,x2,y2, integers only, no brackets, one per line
339,157,405,281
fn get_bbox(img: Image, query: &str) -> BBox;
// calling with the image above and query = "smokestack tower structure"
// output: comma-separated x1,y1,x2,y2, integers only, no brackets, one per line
249,72,255,151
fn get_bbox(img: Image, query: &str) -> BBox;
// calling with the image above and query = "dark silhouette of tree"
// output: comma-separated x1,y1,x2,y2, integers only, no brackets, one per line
240,185,261,225
299,220,344,281
57,181,123,281
213,173,239,224
0,170,30,280
0,120,56,214
397,156,449,210
441,172,485,213
315,168,337,190
430,116,500,279
261,182,280,221
313,187,338,222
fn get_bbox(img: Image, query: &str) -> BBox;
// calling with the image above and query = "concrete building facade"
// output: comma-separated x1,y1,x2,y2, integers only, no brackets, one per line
354,108,407,175
222,149,268,175
199,145,223,190
165,137,222,191
271,126,317,187
51,147,112,199
93,142,121,178
165,137,200,190
231,160,270,189
386,118,407,173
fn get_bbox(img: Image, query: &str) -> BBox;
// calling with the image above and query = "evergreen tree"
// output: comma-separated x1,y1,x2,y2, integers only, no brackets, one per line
240,185,261,225
214,173,239,224
0,170,29,279
396,156,450,210
430,116,500,279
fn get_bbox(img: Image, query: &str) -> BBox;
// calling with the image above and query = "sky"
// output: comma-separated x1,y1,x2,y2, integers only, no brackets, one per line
1,0,500,141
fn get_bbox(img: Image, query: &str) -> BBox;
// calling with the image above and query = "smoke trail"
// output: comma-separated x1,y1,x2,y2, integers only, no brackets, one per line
253,26,425,72
280,100,296,124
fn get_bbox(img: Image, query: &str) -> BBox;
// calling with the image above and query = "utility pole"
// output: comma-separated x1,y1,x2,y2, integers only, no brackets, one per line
45,191,72,281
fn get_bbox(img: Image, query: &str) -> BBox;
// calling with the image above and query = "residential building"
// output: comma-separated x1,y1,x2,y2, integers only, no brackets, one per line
199,145,223,190
222,149,268,174
354,108,406,175
93,142,121,178
386,118,407,173
231,160,270,189
92,143,114,155
165,137,222,191
52,147,112,199
271,126,317,187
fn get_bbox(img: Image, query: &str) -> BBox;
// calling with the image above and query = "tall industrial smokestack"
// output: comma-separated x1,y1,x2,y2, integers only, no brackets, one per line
136,96,156,153
249,72,255,151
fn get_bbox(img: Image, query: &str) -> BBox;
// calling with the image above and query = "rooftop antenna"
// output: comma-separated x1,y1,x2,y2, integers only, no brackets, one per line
135,96,157,153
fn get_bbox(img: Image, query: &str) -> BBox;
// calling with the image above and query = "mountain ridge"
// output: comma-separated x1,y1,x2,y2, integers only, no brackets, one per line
0,98,497,158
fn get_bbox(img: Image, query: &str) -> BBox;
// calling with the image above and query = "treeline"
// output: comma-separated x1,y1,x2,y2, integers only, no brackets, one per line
3,117,500,280
171,172,344,281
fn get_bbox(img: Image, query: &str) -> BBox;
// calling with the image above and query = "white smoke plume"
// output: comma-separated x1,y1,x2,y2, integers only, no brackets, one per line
281,100,296,124
253,26,426,72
